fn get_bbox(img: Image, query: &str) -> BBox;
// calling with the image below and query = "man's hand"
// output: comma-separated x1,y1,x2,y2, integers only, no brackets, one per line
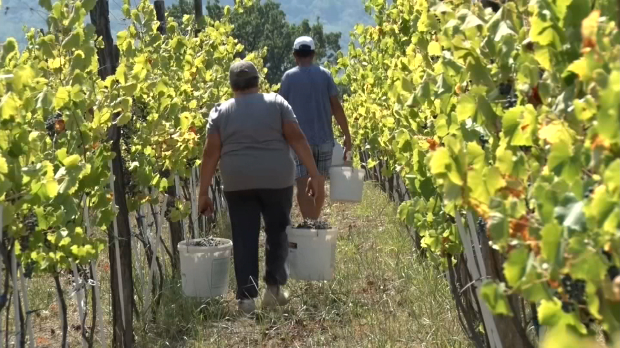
198,194,214,216
306,175,325,198
343,136,352,161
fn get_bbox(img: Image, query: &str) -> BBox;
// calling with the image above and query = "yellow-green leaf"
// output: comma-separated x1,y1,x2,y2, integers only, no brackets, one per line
428,41,442,56
54,87,71,109
0,154,7,174
62,155,81,167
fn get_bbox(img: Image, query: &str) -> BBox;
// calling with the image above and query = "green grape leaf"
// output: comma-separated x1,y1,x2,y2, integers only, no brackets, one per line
538,121,576,146
495,21,516,41
504,247,529,287
61,30,83,51
115,112,131,126
54,87,71,109
604,159,620,193
39,0,52,11
569,251,608,284
541,221,562,264
488,198,509,244
82,0,96,11
597,70,620,142
0,154,7,173
480,281,513,316
428,41,442,56
456,95,476,122
45,178,58,198
62,155,81,167
537,299,587,334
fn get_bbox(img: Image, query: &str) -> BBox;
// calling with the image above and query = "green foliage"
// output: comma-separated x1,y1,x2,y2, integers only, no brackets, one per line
0,0,265,279
337,0,620,341
180,0,342,84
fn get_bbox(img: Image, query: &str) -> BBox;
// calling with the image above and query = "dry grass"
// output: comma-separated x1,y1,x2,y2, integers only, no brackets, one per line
24,183,469,348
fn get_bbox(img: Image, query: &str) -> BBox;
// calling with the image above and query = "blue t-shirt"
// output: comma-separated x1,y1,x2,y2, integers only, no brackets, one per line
279,65,338,146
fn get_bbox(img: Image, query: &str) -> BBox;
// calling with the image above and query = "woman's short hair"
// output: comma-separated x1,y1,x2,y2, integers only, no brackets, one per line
230,76,259,91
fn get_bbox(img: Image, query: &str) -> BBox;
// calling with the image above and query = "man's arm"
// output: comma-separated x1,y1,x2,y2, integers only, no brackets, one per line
330,96,352,155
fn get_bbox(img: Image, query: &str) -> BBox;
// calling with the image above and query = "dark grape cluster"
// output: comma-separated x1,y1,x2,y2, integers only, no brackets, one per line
584,186,595,199
445,214,456,224
295,219,331,230
186,157,199,169
519,145,532,154
45,113,63,140
498,82,512,96
602,250,620,281
559,274,587,313
23,261,35,279
120,154,139,198
477,217,487,236
23,210,37,235
478,134,489,149
503,96,517,110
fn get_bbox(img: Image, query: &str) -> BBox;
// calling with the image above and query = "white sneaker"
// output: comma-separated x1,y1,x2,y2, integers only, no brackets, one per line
261,285,289,309
238,298,256,315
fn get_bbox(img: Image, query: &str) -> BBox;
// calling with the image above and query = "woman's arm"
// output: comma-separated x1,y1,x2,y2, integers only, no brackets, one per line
198,133,221,215
282,121,320,178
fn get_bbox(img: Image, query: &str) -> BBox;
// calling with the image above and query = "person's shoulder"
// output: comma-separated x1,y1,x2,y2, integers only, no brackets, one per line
209,99,234,118
317,65,333,76
264,92,289,105
282,67,300,78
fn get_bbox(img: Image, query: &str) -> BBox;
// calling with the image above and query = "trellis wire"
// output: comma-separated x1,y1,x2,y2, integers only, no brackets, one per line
142,204,153,305
18,271,33,348
189,169,199,238
70,262,87,348
83,201,104,346
108,160,126,329
144,200,165,313
10,247,20,346
134,206,146,302
175,175,189,243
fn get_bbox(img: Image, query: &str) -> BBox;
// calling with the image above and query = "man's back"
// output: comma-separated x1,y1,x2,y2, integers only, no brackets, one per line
279,65,338,146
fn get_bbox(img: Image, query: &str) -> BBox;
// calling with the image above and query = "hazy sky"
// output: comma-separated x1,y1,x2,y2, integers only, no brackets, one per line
0,0,372,51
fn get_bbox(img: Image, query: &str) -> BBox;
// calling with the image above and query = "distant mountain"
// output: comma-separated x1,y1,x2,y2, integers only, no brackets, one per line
0,0,373,51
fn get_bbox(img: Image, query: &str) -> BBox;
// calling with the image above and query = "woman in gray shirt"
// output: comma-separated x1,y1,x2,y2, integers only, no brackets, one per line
198,61,323,315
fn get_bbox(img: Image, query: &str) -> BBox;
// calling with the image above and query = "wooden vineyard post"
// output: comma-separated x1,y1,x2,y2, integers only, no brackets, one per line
454,213,503,348
0,204,3,348
154,0,183,273
10,245,21,346
90,0,134,346
18,273,33,348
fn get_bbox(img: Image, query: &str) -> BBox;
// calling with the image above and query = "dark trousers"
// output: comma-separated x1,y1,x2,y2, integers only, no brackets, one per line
224,186,293,299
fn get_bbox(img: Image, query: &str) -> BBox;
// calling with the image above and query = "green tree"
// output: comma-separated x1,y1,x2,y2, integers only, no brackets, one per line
167,0,193,24
192,0,341,84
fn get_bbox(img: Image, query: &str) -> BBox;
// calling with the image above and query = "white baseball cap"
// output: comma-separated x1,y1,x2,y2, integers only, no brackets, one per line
293,36,315,51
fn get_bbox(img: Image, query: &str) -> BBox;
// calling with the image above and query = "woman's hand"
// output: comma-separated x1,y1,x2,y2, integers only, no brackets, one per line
198,194,215,216
306,175,325,198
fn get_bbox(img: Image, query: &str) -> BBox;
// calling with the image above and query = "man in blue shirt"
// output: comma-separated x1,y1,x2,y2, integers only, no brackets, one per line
279,36,352,220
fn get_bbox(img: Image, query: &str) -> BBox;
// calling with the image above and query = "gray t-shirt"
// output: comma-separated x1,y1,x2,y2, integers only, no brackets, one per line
207,93,298,192
279,65,338,146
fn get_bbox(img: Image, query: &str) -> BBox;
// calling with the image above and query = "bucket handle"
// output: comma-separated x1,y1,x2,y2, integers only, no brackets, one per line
344,151,353,167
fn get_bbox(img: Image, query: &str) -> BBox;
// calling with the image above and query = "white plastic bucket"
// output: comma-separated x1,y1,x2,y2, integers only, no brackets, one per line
331,143,345,166
178,238,232,298
287,227,338,281
329,166,365,202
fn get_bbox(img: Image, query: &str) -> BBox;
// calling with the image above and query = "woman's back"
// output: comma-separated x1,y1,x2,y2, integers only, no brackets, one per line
207,93,297,192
